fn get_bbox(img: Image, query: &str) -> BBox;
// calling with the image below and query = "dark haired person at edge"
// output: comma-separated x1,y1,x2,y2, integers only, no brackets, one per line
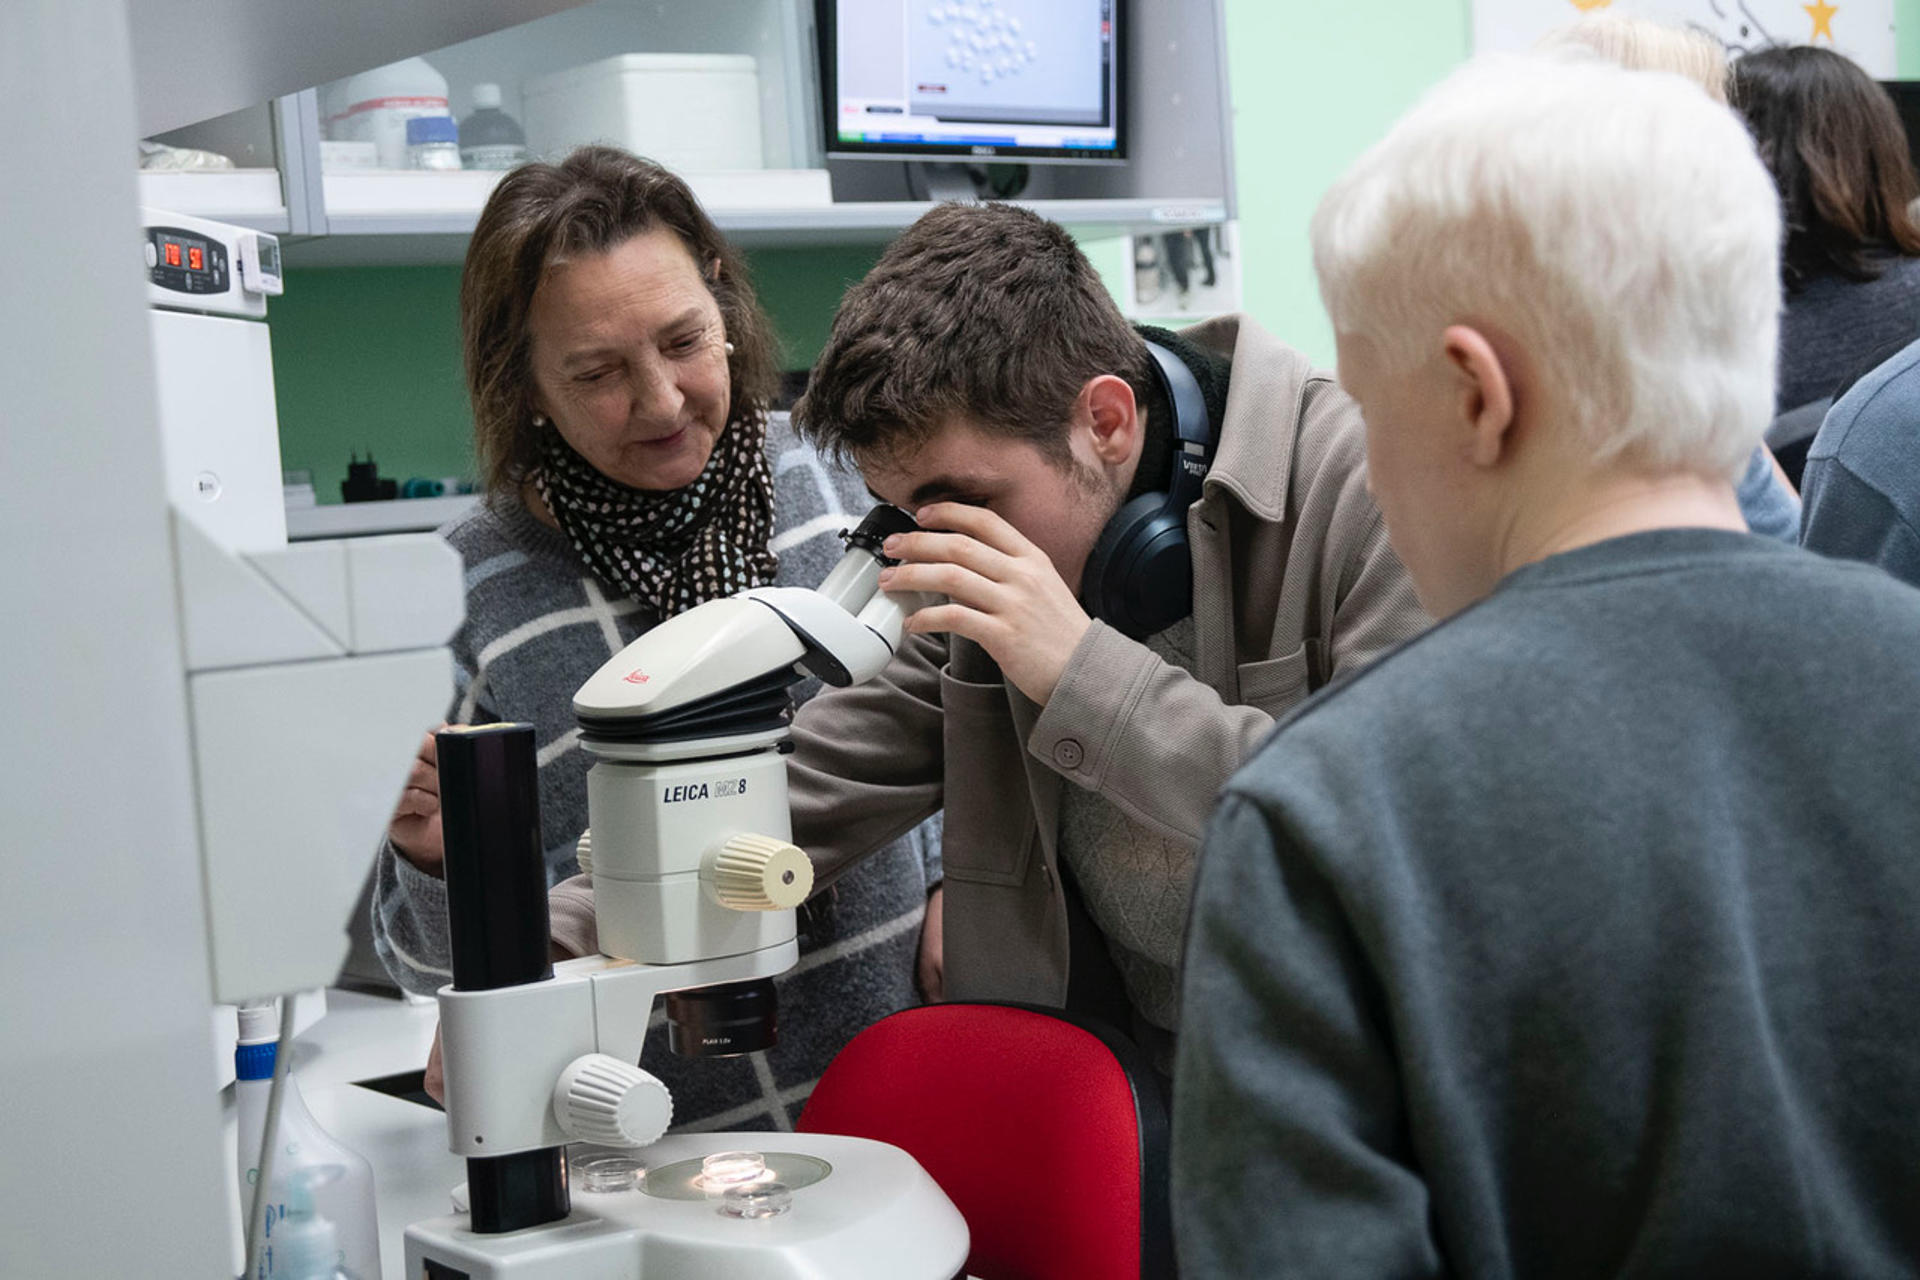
549,202,1429,1081
1733,45,1920,481
368,146,944,1129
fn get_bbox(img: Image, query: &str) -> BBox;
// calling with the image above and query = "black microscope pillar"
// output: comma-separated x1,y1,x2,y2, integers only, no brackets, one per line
435,722,570,1233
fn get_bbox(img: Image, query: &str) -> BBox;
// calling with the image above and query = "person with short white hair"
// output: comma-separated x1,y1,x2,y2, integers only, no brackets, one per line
1537,11,1805,542
1173,53,1920,1276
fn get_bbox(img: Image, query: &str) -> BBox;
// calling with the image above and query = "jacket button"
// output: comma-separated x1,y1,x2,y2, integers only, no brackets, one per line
1053,738,1084,770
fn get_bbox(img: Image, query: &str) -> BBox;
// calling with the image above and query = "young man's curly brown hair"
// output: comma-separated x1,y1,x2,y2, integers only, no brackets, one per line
794,202,1152,467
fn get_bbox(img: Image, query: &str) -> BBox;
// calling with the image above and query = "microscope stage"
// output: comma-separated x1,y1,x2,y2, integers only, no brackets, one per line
405,1131,969,1279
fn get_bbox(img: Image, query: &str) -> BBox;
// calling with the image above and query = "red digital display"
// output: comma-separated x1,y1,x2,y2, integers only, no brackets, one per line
164,242,181,267
188,246,204,272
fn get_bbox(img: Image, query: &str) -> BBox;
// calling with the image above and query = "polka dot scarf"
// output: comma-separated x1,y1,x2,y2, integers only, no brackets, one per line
533,414,778,617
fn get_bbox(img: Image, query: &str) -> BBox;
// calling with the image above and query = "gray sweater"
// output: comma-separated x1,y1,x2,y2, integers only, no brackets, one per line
1802,334,1920,588
371,415,941,1130
1778,254,1920,413
1175,529,1920,1278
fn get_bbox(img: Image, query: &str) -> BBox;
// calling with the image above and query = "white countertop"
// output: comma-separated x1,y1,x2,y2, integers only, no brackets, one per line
232,989,981,1280
286,494,478,541
291,988,454,1280
286,986,440,1090
306,1080,466,1280
225,987,452,1280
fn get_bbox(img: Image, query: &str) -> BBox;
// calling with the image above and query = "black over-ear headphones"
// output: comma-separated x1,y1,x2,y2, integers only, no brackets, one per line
1079,340,1217,640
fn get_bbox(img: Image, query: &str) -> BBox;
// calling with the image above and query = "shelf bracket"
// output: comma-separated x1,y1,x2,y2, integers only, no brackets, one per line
273,89,330,239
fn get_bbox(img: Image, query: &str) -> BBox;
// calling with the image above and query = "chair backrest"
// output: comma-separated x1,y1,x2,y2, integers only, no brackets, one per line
797,1003,1171,1280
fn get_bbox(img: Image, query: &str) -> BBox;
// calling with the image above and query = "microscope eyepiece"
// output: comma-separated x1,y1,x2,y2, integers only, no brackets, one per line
838,504,920,566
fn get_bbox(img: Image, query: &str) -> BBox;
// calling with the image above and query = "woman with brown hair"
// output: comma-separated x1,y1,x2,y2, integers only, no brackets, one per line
369,146,941,1129
1733,46,1920,419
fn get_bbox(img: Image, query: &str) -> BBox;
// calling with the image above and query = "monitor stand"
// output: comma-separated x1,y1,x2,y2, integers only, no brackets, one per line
906,162,983,203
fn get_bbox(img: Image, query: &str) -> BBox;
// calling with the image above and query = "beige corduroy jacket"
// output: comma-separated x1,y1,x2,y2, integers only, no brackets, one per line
551,314,1428,1004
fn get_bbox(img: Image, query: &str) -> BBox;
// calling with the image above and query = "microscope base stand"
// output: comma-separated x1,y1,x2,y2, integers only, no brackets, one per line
439,941,799,1157
405,1131,969,1280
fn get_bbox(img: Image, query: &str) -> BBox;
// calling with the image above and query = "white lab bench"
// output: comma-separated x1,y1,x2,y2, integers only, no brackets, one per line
284,986,442,1088
285,494,479,542
307,1080,467,1280
246,989,984,1280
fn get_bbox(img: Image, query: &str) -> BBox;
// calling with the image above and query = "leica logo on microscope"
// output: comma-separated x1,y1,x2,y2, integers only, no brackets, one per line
663,778,748,803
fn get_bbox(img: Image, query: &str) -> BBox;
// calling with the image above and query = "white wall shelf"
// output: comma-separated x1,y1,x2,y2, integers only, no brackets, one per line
287,494,480,541
156,0,1235,261
138,170,290,232
308,164,830,224
283,194,1227,264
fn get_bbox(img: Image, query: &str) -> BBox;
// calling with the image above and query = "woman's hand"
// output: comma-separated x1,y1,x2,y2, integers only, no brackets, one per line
423,1025,446,1104
390,728,448,875
917,886,945,1002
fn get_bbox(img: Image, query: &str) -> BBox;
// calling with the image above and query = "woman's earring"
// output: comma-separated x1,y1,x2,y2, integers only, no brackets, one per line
532,413,547,426
724,341,735,355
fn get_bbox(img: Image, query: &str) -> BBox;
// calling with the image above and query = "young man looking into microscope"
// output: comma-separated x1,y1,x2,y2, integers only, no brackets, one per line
550,202,1428,1073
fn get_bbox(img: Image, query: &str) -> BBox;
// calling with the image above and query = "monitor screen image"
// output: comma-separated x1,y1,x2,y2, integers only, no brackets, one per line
821,0,1124,162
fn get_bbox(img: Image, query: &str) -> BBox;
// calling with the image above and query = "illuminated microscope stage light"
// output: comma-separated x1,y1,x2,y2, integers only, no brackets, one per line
698,1150,772,1190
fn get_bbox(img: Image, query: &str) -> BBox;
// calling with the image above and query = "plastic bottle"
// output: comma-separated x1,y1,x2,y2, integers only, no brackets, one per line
322,57,452,169
459,84,530,171
236,1002,380,1280
406,116,463,171
273,1167,363,1280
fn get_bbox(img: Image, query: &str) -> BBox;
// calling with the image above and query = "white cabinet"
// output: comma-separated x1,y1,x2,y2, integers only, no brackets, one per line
137,0,1235,260
141,100,296,233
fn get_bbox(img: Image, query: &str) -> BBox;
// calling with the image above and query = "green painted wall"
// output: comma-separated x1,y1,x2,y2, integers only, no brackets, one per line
274,0,1920,498
271,265,469,497
1905,0,1920,78
273,246,884,499
1223,2,1469,366
1219,0,1920,365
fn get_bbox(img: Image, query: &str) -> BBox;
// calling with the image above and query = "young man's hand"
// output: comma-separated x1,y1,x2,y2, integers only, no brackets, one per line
917,885,945,1002
879,501,1091,706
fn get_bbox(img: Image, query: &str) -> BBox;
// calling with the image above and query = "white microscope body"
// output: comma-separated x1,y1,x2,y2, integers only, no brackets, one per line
410,507,971,1280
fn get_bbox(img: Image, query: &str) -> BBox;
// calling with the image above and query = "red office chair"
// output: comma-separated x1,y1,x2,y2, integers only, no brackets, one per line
798,1003,1173,1280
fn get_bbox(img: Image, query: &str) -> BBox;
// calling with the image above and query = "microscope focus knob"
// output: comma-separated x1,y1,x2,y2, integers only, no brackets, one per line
552,1053,673,1149
706,834,815,911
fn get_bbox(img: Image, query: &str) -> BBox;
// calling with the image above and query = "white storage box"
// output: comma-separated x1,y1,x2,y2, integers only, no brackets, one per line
521,53,764,173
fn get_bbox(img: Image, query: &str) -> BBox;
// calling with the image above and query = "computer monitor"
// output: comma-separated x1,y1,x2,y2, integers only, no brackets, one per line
818,0,1126,168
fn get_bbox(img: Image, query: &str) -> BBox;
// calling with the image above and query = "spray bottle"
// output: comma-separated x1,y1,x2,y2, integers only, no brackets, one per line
273,1167,364,1280
235,1001,380,1279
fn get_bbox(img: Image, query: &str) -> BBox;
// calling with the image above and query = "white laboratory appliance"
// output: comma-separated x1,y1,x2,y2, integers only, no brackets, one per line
146,208,466,1277
410,508,970,1279
143,208,464,1007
